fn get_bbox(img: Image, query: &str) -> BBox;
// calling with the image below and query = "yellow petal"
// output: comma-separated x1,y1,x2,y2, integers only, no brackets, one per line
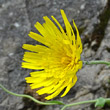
25,77,46,83
61,9,75,44
30,78,54,89
61,76,77,97
29,31,51,46
22,62,44,70
23,44,49,53
73,20,82,53
45,81,67,100
30,71,47,77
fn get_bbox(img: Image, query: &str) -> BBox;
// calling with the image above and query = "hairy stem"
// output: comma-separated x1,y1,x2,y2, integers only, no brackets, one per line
83,60,110,65
61,98,110,110
0,84,64,105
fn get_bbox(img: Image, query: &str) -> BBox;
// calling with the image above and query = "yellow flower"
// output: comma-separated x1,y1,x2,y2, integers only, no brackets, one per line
22,10,82,100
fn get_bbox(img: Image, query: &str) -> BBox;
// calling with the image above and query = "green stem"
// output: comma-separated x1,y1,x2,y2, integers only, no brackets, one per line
1,84,110,110
83,60,110,65
61,98,110,110
0,84,62,105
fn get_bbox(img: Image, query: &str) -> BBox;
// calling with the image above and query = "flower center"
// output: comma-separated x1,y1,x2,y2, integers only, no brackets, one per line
61,56,71,65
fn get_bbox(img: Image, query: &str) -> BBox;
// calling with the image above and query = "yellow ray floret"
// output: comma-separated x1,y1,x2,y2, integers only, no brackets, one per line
22,9,83,100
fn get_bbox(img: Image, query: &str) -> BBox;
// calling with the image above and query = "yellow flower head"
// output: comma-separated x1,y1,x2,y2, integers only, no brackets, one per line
22,10,82,100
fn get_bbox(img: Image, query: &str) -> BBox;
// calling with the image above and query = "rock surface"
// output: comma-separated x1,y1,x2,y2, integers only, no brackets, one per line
0,0,110,110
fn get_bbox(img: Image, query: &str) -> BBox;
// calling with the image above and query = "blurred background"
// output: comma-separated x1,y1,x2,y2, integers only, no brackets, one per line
0,0,110,110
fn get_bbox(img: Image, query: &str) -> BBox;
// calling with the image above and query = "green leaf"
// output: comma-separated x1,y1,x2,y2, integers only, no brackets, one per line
95,97,106,108
46,100,64,105
106,99,110,106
